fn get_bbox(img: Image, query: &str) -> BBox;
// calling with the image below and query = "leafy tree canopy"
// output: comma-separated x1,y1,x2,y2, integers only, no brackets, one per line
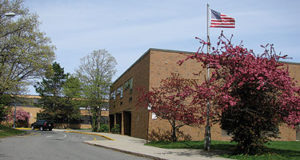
76,49,117,132
179,32,300,154
0,0,55,122
0,0,55,95
138,73,203,142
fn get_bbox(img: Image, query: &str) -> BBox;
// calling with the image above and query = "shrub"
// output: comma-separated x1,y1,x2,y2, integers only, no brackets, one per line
7,109,30,127
99,124,109,132
111,124,120,134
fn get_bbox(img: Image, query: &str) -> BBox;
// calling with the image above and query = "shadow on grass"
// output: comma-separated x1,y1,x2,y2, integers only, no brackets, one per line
263,148,300,159
146,140,236,149
146,141,235,158
220,143,300,160
146,141,300,160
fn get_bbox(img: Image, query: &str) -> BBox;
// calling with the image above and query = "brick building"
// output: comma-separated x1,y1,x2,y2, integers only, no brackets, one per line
4,95,109,129
109,48,300,141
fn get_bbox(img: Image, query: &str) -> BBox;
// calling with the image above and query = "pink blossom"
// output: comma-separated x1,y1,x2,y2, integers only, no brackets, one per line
178,34,300,127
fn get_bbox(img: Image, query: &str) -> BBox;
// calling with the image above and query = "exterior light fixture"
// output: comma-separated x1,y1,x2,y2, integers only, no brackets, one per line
4,12,16,17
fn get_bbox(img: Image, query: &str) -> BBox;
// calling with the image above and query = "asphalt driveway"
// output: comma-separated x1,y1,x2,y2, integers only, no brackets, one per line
0,130,150,160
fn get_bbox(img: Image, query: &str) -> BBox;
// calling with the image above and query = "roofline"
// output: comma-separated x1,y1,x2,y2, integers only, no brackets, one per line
111,48,151,86
148,48,195,55
14,95,41,99
279,61,300,65
111,48,195,86
111,48,300,86
13,94,109,102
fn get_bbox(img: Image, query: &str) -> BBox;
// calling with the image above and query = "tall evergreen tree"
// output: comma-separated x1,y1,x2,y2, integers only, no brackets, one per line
35,62,80,125
62,75,82,124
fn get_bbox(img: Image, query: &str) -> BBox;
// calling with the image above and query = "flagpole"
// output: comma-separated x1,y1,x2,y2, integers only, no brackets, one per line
204,3,211,151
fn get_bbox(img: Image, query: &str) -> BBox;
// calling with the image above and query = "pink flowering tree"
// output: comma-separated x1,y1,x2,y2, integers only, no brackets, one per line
8,109,30,127
179,32,300,154
138,73,204,142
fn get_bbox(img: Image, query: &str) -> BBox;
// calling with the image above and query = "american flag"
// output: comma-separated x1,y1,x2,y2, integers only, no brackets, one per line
210,9,235,28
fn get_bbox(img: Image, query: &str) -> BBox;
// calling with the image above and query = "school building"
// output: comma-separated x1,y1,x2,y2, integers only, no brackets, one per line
4,95,109,129
109,48,300,141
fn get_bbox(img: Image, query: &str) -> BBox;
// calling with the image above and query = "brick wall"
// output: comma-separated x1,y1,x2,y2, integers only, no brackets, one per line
110,48,300,141
17,106,43,125
109,50,151,139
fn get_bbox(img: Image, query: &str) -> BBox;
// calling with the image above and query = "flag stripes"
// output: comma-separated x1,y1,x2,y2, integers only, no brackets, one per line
210,9,235,28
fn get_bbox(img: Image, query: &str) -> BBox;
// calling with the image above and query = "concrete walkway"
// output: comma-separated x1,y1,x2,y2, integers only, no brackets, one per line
83,132,230,160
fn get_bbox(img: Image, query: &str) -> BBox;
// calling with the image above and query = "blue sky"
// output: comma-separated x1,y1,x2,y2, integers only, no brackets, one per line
24,0,300,94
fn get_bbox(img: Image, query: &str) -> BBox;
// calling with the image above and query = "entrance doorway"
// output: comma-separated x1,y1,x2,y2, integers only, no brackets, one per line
116,113,122,134
109,114,114,132
123,111,131,136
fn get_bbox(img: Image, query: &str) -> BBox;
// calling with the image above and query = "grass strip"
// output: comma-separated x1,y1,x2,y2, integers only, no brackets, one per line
0,125,26,138
146,140,300,160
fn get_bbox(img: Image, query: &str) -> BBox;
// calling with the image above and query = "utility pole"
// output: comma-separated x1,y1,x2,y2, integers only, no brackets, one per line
13,101,16,128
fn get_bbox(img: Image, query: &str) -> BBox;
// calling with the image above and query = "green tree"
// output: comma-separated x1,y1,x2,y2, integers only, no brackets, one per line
35,62,81,125
63,75,82,98
76,49,117,132
0,0,55,120
0,0,55,94
0,94,11,122
62,75,82,124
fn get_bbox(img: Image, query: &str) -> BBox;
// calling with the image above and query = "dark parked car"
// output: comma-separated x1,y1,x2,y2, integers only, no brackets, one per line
31,120,54,131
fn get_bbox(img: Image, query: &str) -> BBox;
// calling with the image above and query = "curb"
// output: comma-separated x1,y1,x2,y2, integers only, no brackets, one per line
17,132,38,137
84,141,165,160
15,128,32,130
64,131,115,141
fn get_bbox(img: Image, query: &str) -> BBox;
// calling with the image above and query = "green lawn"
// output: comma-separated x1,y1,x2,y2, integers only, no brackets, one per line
146,141,300,160
0,125,26,138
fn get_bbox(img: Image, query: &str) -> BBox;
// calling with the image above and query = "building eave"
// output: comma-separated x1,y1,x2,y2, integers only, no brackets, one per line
111,48,300,87
111,48,195,87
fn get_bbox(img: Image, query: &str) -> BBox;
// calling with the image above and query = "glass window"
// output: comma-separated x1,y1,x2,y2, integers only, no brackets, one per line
120,87,123,98
110,90,116,100
80,115,91,124
117,87,123,98
124,81,129,90
129,78,133,89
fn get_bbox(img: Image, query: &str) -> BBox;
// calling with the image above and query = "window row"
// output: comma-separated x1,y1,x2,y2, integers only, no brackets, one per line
110,78,133,100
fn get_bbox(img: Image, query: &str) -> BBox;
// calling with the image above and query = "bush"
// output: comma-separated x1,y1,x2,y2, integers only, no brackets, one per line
111,124,120,134
99,124,109,132
6,109,30,127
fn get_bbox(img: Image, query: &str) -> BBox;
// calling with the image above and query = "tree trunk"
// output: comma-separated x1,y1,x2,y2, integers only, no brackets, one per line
171,121,177,142
97,110,101,132
92,111,97,132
